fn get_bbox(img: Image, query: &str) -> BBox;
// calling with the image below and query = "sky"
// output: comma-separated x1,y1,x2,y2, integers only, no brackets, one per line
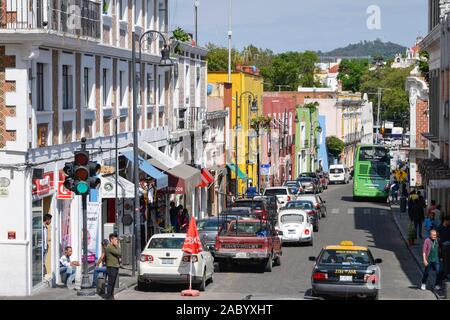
168,0,427,53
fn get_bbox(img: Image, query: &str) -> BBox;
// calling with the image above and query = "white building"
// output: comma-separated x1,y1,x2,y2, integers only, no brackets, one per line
0,0,208,296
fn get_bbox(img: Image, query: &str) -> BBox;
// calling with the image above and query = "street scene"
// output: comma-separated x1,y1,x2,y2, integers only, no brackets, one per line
0,0,450,302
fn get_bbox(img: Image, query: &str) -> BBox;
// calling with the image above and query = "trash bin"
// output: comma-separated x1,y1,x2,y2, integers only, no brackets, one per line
400,196,407,213
120,234,133,266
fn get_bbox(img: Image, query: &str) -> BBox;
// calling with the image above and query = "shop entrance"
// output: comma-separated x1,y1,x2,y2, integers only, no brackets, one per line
31,200,43,287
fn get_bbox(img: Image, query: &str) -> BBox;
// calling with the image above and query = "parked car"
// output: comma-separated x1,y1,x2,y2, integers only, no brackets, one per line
309,241,382,300
253,195,280,219
299,172,321,189
283,180,304,193
297,177,319,194
214,219,282,272
197,216,241,253
138,233,215,291
297,194,327,218
285,200,320,231
234,198,269,220
328,165,350,184
263,187,299,211
277,209,313,246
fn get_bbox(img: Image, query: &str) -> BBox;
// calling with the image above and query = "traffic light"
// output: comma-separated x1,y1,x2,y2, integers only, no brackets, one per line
62,150,101,195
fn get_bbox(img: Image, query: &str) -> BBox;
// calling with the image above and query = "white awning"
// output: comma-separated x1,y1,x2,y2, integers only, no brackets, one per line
139,141,180,169
100,175,135,198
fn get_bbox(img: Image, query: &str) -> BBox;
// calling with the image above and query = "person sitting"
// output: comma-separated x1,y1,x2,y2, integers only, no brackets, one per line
92,239,109,288
59,246,80,287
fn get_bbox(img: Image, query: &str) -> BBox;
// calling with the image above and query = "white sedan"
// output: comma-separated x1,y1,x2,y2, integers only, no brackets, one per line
138,233,214,291
276,209,313,246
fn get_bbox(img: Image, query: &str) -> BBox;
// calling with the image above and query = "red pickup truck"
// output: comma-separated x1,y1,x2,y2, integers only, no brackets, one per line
214,219,282,272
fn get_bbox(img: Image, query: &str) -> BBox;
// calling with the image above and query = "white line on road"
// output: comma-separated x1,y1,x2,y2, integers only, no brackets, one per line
331,208,340,214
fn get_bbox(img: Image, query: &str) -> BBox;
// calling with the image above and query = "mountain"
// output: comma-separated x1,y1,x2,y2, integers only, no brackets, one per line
318,39,407,59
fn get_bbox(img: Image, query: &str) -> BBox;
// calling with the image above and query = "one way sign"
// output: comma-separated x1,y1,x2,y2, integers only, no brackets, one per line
57,181,73,200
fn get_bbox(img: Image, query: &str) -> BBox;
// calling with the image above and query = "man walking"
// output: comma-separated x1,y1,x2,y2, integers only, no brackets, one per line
43,214,52,276
169,202,179,232
411,198,425,239
105,233,121,300
421,230,443,291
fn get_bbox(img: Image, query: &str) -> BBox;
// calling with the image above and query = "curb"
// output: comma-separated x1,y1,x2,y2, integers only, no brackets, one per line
389,203,442,300
116,279,137,295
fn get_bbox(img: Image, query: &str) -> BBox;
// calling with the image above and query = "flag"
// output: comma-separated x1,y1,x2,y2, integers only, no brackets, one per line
182,216,203,255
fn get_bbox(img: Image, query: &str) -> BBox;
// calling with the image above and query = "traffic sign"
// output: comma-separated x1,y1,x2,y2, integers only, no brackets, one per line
57,181,73,199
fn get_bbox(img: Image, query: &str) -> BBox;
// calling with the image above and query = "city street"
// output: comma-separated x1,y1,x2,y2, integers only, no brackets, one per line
116,183,436,300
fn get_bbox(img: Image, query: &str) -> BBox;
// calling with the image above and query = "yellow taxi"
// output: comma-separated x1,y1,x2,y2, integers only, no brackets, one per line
308,241,382,299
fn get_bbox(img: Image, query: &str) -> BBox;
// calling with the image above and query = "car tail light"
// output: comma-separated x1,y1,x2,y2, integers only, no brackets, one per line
140,254,153,263
315,204,321,209
304,229,310,236
307,210,315,216
182,255,198,263
312,272,328,280
287,196,291,201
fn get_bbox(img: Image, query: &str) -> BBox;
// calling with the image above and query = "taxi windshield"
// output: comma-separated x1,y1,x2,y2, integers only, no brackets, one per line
318,249,371,265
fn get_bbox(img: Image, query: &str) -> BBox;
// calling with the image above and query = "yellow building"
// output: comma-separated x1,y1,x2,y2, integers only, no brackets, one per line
208,67,264,196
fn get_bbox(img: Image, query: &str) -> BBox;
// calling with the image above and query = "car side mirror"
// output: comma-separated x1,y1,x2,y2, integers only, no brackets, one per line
308,256,316,261
277,230,283,236
375,258,383,264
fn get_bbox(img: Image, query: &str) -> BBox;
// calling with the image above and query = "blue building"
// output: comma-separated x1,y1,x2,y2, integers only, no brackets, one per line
317,115,329,172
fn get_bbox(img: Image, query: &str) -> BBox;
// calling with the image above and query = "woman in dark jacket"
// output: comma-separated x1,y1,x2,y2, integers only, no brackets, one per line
411,199,425,239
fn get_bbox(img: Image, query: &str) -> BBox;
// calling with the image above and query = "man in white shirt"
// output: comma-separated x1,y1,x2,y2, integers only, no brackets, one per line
59,246,80,287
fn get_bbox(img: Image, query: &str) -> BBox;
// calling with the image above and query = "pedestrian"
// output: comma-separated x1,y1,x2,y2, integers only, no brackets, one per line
420,230,443,291
169,201,179,232
175,205,183,232
424,211,437,239
390,182,399,204
433,205,442,227
427,200,437,217
245,182,257,199
411,198,425,239
417,191,426,212
59,246,80,287
92,239,109,288
105,233,121,300
437,217,450,243
408,190,417,221
43,214,52,276
178,208,190,233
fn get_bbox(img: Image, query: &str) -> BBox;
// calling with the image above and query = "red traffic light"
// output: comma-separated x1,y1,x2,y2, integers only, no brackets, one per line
74,151,89,166
74,166,89,180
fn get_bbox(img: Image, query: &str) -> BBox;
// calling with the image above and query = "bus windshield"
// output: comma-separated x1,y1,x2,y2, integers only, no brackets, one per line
358,147,388,162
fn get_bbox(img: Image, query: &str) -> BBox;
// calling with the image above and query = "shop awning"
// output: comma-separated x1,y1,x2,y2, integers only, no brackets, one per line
227,163,248,180
100,175,135,198
197,169,215,188
148,159,201,195
140,141,180,169
120,151,168,190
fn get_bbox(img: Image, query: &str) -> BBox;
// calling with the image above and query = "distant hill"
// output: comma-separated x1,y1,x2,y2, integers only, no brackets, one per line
318,39,407,59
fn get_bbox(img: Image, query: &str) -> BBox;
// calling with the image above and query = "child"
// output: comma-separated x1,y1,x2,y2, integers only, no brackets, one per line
424,211,437,239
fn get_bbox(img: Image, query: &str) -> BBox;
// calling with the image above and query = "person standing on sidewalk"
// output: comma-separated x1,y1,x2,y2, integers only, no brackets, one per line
421,230,443,291
411,199,425,239
105,233,121,300
43,214,52,276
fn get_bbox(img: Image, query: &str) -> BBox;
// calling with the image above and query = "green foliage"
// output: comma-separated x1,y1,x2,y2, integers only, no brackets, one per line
337,59,369,92
171,27,191,54
360,65,413,125
418,50,430,82
205,43,240,72
250,115,272,132
319,39,407,60
326,136,345,158
102,0,109,14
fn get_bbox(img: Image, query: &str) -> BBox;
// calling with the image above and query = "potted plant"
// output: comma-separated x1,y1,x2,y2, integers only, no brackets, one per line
407,222,416,246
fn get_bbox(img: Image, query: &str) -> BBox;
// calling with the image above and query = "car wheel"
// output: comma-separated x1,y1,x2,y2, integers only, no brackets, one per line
137,279,149,291
309,238,314,246
264,255,273,272
368,292,379,300
322,209,327,218
313,225,319,232
197,271,206,292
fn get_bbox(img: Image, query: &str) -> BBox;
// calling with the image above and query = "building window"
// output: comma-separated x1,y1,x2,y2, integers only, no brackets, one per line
119,0,124,20
147,72,154,104
119,70,124,106
36,63,44,111
84,67,89,108
102,68,107,106
158,73,163,105
62,65,73,110
146,0,153,29
158,0,166,32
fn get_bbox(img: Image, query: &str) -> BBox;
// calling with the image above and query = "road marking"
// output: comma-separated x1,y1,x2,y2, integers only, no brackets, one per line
347,208,355,215
331,208,340,214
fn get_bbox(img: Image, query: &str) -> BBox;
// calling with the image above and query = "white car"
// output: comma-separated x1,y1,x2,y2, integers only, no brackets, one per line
297,194,327,218
263,187,299,211
328,165,350,184
138,233,214,291
276,209,313,246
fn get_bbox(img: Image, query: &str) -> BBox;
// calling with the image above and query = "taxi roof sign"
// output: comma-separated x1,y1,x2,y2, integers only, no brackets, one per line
339,241,354,246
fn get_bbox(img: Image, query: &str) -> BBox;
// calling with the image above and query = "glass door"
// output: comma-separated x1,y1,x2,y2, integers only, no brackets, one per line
32,200,43,286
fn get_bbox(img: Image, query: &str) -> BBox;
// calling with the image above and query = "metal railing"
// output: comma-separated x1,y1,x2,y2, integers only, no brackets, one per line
0,0,100,39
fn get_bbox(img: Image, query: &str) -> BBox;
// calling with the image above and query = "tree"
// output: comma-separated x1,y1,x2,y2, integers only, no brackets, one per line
261,51,302,91
326,136,345,158
337,59,370,92
298,51,322,87
205,43,240,72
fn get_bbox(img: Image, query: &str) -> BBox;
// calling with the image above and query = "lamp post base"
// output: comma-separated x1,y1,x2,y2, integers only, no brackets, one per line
76,275,96,296
181,289,200,297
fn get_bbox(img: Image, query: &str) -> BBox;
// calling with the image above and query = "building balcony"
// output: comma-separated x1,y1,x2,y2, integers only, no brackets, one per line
0,0,101,39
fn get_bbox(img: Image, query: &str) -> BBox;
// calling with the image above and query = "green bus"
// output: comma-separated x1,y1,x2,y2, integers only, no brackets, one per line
353,145,390,200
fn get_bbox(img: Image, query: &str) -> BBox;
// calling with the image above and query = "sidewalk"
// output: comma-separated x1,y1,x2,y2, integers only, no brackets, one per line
390,203,444,299
1,266,137,300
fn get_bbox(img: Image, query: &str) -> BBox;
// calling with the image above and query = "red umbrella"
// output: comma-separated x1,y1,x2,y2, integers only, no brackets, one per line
181,216,202,296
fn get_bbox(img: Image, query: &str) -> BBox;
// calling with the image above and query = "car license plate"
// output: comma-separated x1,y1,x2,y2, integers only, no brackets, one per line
339,275,352,282
235,252,248,259
288,230,296,234
161,259,174,265
333,175,340,178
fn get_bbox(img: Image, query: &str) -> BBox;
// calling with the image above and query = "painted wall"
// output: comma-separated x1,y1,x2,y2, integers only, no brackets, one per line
317,115,329,172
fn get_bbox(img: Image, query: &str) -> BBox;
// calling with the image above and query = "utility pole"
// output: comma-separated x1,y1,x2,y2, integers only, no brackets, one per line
376,87,382,144
194,1,199,45
114,117,119,235
235,91,239,197
227,0,232,83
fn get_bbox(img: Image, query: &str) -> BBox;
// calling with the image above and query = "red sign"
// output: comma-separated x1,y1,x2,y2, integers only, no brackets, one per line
182,216,203,255
8,231,16,240
197,169,214,188
32,172,55,197
57,182,73,199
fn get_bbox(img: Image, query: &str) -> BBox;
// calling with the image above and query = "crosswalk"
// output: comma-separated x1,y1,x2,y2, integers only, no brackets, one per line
327,208,390,215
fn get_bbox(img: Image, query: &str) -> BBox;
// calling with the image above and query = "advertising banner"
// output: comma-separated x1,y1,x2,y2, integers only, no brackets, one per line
87,201,101,263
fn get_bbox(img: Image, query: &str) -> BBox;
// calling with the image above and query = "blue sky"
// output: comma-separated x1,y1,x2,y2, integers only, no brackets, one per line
169,0,427,53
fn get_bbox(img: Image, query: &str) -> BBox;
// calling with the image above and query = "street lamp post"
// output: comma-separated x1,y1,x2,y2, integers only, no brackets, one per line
239,91,257,190
131,30,173,277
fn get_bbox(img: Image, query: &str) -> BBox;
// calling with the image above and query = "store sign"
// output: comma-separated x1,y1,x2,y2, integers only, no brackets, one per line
100,166,115,175
260,164,271,175
32,172,55,198
7,231,15,240
57,182,73,200
0,187,9,197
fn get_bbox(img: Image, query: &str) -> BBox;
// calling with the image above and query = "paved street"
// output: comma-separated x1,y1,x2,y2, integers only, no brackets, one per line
116,183,436,300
